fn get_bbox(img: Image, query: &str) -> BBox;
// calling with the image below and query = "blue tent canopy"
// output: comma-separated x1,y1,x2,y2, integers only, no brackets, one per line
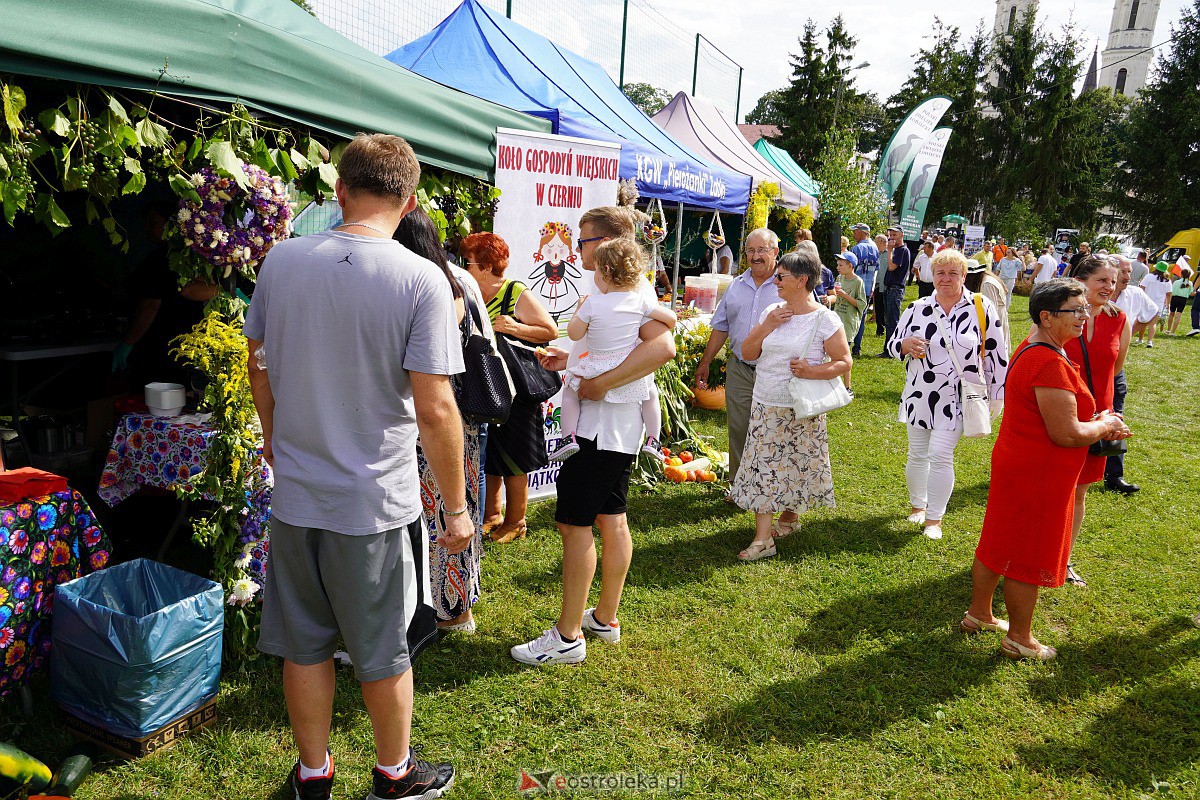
386,0,751,214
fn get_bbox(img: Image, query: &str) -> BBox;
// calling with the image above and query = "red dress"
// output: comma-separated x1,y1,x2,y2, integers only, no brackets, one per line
1063,310,1125,485
975,340,1095,587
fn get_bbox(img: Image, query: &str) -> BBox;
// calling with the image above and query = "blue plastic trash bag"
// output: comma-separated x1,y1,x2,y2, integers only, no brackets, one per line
50,558,223,739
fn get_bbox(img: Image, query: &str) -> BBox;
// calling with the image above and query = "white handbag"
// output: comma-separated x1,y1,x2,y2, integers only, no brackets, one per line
788,309,852,418
935,314,991,438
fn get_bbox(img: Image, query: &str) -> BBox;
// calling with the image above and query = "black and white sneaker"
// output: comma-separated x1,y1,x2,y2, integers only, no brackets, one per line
641,436,665,462
289,755,334,800
367,748,454,800
510,626,587,665
1186,328,1200,337
549,433,581,462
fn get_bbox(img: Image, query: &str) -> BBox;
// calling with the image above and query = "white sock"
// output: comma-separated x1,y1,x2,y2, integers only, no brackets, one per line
298,752,331,780
376,754,412,779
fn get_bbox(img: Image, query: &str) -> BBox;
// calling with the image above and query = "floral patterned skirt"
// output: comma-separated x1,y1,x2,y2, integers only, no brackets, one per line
729,403,836,515
417,422,484,621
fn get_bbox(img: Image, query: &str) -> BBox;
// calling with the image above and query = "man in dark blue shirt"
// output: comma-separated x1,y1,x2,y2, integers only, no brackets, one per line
880,225,910,357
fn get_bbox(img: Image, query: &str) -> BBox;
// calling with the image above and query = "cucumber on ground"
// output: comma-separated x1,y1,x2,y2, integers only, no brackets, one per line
0,742,51,791
47,749,95,796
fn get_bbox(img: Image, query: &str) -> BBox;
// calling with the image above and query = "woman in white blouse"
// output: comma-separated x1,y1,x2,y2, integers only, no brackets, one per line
887,250,1008,540
728,249,853,561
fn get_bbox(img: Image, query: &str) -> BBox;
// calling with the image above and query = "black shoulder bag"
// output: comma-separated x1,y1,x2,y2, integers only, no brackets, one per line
452,283,514,425
493,280,562,403
1076,337,1127,458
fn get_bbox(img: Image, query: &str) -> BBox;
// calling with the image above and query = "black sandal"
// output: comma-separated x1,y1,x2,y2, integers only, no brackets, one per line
1065,563,1087,588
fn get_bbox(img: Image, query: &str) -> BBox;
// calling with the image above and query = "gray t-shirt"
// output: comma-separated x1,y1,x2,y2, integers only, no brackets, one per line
244,230,463,535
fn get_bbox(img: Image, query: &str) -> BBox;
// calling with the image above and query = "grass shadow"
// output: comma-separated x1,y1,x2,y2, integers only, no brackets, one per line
702,569,1004,747
1017,617,1200,788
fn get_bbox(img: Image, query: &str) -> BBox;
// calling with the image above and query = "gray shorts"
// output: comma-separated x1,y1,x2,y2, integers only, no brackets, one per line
257,516,430,682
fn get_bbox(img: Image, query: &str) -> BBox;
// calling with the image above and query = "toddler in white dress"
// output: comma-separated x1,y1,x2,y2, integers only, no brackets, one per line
550,239,677,462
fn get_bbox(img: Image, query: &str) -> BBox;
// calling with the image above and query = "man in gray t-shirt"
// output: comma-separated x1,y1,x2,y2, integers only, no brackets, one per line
245,133,468,799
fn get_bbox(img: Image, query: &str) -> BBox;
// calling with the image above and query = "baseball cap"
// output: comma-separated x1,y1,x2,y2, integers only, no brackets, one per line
836,251,859,268
851,222,871,232
886,225,902,234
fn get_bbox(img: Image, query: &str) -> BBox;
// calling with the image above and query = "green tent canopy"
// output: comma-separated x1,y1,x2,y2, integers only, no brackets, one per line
752,138,821,200
0,0,550,180
942,214,969,224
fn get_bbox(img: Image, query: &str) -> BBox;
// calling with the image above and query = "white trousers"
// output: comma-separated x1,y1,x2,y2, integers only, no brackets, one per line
905,425,963,520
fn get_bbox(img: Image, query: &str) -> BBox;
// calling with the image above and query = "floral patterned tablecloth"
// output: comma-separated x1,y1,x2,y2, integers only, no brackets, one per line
0,489,111,696
98,413,271,584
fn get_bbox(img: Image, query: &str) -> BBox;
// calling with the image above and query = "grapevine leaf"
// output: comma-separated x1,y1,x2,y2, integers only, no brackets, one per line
85,199,99,224
305,137,323,166
316,162,339,194
272,148,297,182
1,182,25,225
35,193,71,231
122,171,147,195
131,102,148,120
0,149,6,172
187,136,203,162
251,137,274,172
116,124,140,148
169,173,203,205
101,216,117,234
329,141,347,165
106,93,131,125
135,117,170,149
1,84,27,135
205,139,250,189
123,156,143,175
288,147,311,172
38,108,71,138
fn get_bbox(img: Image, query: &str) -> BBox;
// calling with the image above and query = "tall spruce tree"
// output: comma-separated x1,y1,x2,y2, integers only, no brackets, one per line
983,5,1044,217
774,16,867,165
1115,0,1200,245
1021,26,1085,219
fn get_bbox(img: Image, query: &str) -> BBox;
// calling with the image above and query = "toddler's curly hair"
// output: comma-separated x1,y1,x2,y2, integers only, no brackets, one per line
593,238,647,290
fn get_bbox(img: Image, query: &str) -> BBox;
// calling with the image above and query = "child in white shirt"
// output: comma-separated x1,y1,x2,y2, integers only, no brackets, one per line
550,239,677,462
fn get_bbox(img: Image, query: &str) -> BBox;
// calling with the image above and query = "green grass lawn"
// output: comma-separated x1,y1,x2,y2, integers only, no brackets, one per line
10,292,1200,799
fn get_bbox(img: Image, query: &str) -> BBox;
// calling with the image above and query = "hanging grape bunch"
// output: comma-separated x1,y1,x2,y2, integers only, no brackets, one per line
0,138,35,214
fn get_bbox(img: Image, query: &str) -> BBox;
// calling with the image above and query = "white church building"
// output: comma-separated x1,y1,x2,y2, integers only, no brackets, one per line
993,0,1160,97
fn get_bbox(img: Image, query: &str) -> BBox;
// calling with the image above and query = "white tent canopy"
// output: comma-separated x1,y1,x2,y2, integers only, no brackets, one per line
651,92,817,212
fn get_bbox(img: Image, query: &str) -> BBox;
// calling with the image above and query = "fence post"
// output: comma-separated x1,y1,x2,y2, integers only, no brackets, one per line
692,33,700,96
735,66,743,122
506,0,512,18
619,0,630,90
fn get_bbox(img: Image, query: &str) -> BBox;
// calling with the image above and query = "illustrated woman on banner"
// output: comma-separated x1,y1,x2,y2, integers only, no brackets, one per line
529,221,583,321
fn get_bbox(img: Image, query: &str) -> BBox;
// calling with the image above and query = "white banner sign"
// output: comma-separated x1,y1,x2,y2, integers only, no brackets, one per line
876,96,953,201
964,225,986,257
493,128,622,502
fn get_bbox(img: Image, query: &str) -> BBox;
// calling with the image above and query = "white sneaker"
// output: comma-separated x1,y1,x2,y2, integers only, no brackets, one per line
548,433,581,463
906,510,926,525
1146,341,1154,348
1186,329,1200,337
582,608,621,643
510,627,587,665
923,523,943,540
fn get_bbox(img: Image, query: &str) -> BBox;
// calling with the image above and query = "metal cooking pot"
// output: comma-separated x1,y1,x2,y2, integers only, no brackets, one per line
24,416,74,455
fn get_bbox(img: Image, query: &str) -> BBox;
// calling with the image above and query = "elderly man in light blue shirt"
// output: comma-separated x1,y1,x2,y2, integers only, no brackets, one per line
695,227,780,483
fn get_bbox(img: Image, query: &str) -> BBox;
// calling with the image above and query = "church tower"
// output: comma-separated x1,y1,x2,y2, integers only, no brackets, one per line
1100,0,1161,96
993,0,1038,39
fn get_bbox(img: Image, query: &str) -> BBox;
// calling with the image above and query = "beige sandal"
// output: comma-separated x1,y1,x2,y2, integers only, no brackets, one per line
771,516,800,539
1001,636,1057,661
738,539,777,562
960,612,1010,635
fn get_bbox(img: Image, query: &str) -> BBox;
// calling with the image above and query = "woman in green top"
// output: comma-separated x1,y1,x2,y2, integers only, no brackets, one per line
1167,266,1195,335
463,233,559,545
829,251,868,395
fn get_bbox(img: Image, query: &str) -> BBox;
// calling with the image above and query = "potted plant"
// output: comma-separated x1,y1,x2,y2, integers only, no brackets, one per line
674,323,727,409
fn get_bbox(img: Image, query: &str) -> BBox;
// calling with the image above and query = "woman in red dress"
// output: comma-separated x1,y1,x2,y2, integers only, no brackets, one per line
967,279,1130,660
1061,257,1132,587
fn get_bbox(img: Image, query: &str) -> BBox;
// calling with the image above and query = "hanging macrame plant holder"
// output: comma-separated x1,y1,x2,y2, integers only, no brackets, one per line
642,198,669,282
704,210,726,253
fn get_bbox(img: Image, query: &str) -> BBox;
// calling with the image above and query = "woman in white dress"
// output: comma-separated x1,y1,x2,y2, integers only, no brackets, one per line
728,248,853,561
